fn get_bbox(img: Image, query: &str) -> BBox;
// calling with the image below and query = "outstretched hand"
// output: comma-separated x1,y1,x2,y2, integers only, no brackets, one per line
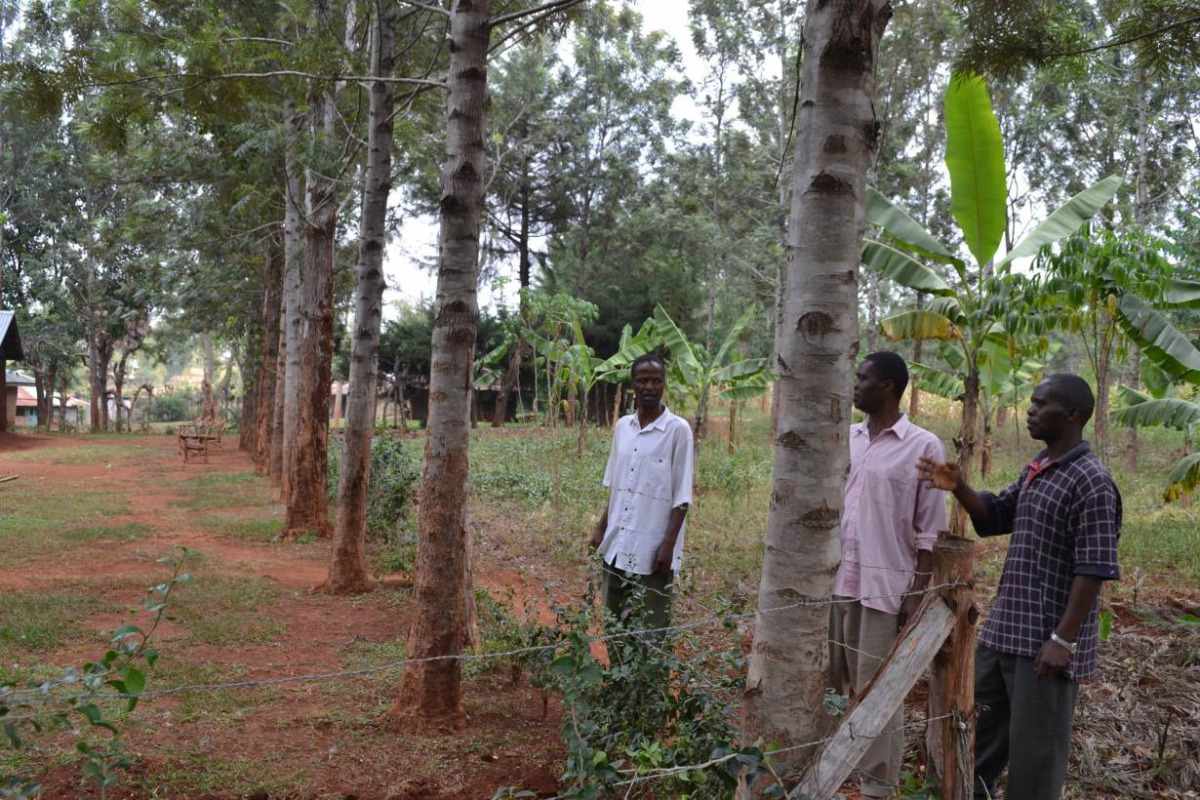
916,455,961,491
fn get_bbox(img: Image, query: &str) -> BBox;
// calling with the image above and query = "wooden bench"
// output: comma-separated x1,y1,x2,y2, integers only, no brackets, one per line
177,420,224,463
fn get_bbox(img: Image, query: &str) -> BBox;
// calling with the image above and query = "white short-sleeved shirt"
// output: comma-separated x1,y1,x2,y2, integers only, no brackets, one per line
598,407,695,575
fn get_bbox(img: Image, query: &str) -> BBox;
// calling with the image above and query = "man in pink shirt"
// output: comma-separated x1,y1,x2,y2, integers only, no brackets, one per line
829,351,948,798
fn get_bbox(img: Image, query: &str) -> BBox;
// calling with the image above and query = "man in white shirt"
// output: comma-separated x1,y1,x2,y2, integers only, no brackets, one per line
589,355,694,636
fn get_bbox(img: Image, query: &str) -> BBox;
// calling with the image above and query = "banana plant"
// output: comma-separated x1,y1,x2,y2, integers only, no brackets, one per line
652,304,770,440
1112,383,1200,502
864,72,1122,498
910,336,1057,477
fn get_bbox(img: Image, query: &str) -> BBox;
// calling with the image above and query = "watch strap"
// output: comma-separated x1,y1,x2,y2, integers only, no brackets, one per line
1049,631,1077,654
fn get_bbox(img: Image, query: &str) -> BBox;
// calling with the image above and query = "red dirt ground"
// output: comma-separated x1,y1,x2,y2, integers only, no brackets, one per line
0,431,565,799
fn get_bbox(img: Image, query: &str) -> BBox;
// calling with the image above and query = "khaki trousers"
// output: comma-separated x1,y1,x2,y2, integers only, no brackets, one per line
829,597,903,798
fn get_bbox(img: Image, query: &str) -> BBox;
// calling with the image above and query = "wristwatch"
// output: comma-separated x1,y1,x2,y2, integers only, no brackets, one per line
1049,631,1077,654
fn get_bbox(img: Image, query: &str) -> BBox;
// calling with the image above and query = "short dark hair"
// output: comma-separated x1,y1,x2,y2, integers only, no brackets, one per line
1044,374,1095,425
630,354,667,380
863,351,909,398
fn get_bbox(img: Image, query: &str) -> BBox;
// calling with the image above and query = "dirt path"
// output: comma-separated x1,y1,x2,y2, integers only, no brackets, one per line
0,432,564,800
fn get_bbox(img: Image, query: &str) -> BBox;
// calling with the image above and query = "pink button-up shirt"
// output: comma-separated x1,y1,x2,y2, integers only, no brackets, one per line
834,415,948,615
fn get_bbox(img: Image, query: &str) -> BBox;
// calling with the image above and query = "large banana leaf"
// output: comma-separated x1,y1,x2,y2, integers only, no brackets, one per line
595,320,659,383
719,377,772,401
653,304,701,387
712,305,759,371
862,240,955,296
1163,278,1200,308
928,295,966,325
1115,293,1200,384
712,357,767,383
880,310,962,341
909,362,965,400
1115,384,1151,406
944,73,1006,269
1000,175,1123,266
1111,397,1200,430
864,188,960,265
1164,452,1200,502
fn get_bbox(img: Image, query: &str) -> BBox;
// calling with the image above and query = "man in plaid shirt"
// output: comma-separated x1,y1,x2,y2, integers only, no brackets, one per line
918,374,1121,800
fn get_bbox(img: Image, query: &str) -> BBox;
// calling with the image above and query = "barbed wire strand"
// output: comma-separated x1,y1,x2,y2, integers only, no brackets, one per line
2,582,960,708
537,711,961,800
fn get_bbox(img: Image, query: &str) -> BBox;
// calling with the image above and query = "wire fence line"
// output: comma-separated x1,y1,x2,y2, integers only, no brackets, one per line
1,581,962,708
537,710,964,800
685,514,937,577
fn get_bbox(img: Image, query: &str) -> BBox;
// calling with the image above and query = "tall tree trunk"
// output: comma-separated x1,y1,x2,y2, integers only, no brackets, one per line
741,0,890,789
396,0,490,723
326,0,397,596
46,364,59,430
491,184,533,428
908,334,922,418
283,15,337,539
1124,349,1141,472
87,323,112,433
278,100,305,494
255,236,284,470
239,347,258,453
113,352,130,432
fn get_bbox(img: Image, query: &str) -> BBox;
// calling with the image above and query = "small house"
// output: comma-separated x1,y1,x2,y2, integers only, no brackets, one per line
1,311,24,431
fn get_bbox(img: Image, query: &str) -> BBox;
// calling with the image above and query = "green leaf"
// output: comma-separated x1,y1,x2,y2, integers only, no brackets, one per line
1116,293,1200,384
122,667,146,696
111,624,141,641
712,305,758,371
1111,398,1200,431
944,73,1006,268
1178,612,1200,626
864,188,958,264
1098,608,1113,643
3,720,21,748
1162,278,1200,308
653,305,700,385
880,310,962,341
862,241,955,296
1163,452,1200,503
711,358,767,383
549,655,576,676
909,363,965,400
1001,175,1123,266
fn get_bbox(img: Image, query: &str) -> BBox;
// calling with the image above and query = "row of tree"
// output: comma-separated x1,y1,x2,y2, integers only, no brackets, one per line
3,0,1200,790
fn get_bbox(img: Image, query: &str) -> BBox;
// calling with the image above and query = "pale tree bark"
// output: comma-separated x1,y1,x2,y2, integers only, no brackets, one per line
395,0,490,722
278,100,305,493
325,0,397,596
741,0,891,790
283,0,338,539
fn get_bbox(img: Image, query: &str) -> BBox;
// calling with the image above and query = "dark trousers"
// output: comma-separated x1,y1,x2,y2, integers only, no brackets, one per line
599,560,674,633
974,645,1078,800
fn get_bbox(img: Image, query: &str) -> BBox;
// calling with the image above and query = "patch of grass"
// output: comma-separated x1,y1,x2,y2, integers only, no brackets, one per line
169,576,284,646
168,471,275,511
197,513,283,541
60,521,150,542
0,443,136,465
150,659,272,722
0,591,105,656
135,745,304,796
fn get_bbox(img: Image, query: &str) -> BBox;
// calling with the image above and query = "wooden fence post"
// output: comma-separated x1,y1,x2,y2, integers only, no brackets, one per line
924,532,977,800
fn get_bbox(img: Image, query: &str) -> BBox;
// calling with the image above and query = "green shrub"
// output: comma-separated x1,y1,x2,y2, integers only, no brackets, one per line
327,433,421,542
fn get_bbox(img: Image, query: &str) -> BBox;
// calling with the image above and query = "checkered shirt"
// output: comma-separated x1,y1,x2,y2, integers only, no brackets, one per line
975,442,1121,680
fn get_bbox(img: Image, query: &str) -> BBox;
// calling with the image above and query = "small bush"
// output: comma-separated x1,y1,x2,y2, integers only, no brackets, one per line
327,433,421,542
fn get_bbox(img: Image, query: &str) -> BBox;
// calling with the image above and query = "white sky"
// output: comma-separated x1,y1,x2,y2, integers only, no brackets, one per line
380,0,698,317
